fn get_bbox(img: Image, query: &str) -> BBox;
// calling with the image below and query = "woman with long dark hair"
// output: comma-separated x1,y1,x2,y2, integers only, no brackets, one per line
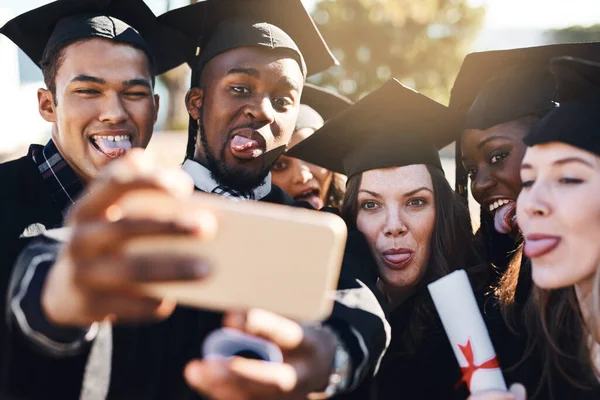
289,78,485,399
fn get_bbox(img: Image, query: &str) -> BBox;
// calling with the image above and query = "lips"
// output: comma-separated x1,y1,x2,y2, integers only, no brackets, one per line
90,133,133,159
293,187,322,209
524,234,561,258
485,197,517,234
381,248,414,270
229,129,267,160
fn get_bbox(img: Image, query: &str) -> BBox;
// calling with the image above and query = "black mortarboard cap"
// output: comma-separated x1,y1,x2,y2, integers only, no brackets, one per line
550,56,600,103
525,86,600,158
295,83,352,131
159,0,338,79
451,43,600,131
287,79,457,178
0,0,187,75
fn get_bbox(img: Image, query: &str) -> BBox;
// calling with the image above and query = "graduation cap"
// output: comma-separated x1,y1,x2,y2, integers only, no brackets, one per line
550,56,600,103
0,0,187,75
287,79,458,178
525,57,600,157
158,0,338,79
295,83,352,132
450,43,600,197
451,43,600,131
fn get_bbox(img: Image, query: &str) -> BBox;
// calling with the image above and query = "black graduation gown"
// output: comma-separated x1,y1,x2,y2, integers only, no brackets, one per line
0,155,64,373
2,185,389,400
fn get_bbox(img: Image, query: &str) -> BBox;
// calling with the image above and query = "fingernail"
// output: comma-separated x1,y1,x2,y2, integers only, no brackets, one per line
178,210,217,238
179,260,211,279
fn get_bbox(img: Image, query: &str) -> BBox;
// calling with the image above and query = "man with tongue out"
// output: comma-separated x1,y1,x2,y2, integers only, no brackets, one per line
2,1,389,400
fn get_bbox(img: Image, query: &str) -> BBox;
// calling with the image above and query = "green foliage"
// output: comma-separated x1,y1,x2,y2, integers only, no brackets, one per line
547,24,600,43
310,0,485,104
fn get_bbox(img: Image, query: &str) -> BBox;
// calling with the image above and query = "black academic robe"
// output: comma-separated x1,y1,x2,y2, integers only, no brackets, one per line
0,155,64,379
2,185,389,400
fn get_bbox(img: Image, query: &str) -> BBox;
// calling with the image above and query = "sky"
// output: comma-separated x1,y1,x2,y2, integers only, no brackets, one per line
4,0,600,31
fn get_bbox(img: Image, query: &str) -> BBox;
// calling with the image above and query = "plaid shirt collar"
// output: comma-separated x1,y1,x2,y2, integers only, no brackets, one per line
30,140,85,217
181,159,272,201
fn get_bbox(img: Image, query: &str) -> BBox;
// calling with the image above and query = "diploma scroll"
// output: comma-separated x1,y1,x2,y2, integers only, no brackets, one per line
428,270,507,394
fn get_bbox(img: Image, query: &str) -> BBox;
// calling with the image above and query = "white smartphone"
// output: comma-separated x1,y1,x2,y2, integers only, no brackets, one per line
124,191,347,322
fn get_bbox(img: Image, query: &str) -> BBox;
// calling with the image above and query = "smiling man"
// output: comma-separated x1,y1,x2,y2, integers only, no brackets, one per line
0,0,183,392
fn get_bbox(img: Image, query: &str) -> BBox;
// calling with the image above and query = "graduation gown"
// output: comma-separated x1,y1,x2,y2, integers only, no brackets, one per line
2,185,389,400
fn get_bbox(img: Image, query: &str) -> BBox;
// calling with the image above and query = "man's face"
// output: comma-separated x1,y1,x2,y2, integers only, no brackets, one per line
189,46,304,191
39,38,159,183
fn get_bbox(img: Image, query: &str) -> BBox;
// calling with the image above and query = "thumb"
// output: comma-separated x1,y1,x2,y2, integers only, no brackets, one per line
509,383,527,400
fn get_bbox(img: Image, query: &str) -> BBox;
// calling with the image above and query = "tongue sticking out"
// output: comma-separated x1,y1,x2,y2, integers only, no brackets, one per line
230,135,263,158
493,202,517,234
93,137,132,159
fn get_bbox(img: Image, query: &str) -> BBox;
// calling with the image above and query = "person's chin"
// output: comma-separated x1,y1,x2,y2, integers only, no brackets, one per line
531,261,571,289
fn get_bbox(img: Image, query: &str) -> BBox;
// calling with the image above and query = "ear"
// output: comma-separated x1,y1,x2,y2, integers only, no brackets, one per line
153,94,160,124
38,88,57,123
186,87,203,120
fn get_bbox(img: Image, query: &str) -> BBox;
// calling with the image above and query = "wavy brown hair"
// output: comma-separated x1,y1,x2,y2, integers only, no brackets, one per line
496,248,599,399
342,165,485,352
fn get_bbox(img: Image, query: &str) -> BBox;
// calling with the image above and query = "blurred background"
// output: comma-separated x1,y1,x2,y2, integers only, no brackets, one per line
2,0,600,218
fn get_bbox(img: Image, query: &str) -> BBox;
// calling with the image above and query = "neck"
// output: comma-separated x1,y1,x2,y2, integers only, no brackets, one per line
378,280,416,310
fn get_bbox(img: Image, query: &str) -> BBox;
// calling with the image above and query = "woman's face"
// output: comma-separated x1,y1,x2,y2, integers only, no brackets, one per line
517,142,600,290
271,128,333,209
356,165,436,290
461,120,529,234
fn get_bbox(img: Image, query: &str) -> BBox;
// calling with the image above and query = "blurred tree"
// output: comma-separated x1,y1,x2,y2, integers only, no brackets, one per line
157,0,197,131
546,24,600,43
310,0,485,104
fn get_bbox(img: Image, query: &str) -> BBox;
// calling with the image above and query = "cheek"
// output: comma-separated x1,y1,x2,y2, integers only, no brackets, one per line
311,167,332,189
270,169,292,189
356,212,381,251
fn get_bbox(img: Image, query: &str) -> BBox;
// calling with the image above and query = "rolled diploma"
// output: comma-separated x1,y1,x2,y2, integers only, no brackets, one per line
428,269,507,394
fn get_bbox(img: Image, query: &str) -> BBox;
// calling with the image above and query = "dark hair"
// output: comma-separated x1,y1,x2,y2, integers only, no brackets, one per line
40,38,155,103
324,173,345,209
342,165,485,352
496,247,599,399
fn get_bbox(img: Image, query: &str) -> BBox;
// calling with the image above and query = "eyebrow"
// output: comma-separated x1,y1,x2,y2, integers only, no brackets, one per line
522,157,595,170
477,135,512,150
70,75,105,84
358,187,433,198
227,67,260,78
123,78,152,89
278,77,300,93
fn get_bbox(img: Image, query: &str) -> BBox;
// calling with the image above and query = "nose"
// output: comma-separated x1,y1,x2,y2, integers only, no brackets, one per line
520,183,551,218
383,207,408,238
291,160,313,185
99,92,128,124
471,166,496,199
244,96,276,125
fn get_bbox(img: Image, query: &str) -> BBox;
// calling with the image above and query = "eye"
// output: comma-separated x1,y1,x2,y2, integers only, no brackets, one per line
520,179,534,189
559,177,584,185
124,91,149,98
360,201,380,211
271,159,288,172
273,97,292,109
490,152,508,164
75,89,100,95
231,86,250,94
407,198,427,207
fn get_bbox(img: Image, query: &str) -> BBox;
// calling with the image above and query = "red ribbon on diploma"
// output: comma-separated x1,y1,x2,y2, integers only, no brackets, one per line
456,339,500,390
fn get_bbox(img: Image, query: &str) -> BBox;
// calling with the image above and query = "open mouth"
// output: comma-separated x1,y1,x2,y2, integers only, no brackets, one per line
488,199,517,234
89,134,133,159
229,130,267,160
293,188,322,209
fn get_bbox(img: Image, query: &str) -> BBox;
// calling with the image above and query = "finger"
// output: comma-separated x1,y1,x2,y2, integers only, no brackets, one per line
70,157,193,223
74,255,209,288
223,309,304,351
184,358,297,397
69,215,215,259
468,392,516,400
90,293,176,323
509,383,527,400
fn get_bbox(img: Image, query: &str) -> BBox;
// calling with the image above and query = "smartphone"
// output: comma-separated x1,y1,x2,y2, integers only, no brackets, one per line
124,191,347,322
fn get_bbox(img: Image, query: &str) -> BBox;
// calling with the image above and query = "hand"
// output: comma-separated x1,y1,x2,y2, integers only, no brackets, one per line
41,150,217,327
468,383,527,400
184,309,337,400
